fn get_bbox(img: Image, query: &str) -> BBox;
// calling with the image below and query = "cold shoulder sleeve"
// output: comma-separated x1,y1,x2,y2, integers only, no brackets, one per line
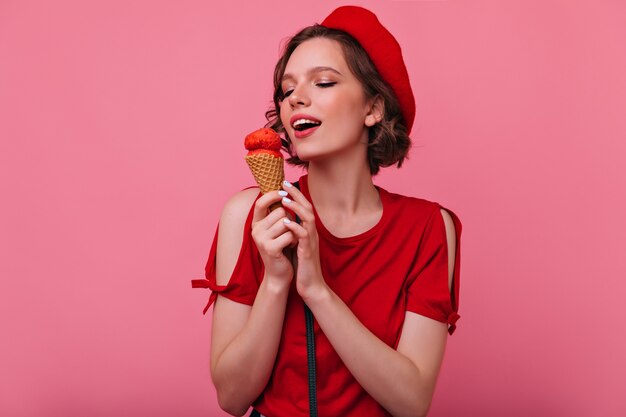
190,187,264,314
406,203,462,335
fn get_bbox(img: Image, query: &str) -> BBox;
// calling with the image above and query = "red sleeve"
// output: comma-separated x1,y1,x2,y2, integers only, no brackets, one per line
190,188,264,314
406,203,462,335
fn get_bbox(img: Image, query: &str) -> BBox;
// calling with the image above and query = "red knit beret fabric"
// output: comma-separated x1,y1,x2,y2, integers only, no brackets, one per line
321,5,416,135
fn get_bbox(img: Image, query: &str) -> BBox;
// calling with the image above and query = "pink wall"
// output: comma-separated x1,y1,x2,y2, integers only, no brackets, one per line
1,1,625,416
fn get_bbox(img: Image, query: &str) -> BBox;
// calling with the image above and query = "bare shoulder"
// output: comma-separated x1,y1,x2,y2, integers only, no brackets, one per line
221,187,261,225
439,208,457,291
215,187,260,286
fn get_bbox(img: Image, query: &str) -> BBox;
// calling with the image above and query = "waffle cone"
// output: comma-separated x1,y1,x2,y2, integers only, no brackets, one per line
245,153,285,211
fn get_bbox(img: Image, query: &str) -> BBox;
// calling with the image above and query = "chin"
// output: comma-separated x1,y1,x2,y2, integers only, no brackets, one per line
292,148,314,161
294,149,332,163
294,152,311,162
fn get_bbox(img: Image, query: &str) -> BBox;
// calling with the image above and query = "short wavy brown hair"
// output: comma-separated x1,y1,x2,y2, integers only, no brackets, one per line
264,24,413,177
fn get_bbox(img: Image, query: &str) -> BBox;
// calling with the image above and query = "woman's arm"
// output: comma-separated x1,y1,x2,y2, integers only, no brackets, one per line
209,189,290,416
302,208,457,417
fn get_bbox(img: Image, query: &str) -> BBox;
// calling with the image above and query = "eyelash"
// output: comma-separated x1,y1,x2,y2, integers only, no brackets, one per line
282,82,336,98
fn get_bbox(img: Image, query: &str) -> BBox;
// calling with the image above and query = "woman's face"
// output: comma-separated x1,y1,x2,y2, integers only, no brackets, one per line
279,37,378,162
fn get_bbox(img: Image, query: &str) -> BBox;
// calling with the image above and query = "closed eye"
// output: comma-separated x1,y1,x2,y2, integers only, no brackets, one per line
281,82,337,98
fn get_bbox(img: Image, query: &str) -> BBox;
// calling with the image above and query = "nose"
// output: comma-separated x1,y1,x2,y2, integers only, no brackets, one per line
287,85,310,108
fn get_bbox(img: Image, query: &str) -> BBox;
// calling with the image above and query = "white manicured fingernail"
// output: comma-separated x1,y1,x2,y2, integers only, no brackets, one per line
278,190,288,196
283,180,292,187
282,196,292,204
283,218,291,224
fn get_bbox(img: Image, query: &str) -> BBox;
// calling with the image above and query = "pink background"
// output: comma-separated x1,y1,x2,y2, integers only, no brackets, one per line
1,1,625,416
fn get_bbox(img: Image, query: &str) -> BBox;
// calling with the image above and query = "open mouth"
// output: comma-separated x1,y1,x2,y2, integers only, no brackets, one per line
293,122,321,139
293,121,322,131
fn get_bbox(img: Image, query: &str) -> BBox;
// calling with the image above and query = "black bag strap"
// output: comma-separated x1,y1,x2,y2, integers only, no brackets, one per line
304,303,317,416
292,181,318,417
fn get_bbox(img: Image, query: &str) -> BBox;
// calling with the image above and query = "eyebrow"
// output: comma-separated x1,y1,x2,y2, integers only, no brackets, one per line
281,66,343,82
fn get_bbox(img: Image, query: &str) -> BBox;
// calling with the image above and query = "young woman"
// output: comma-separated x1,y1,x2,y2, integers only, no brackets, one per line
192,6,462,417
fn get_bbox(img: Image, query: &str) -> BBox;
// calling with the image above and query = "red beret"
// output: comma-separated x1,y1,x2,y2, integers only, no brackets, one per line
321,5,416,135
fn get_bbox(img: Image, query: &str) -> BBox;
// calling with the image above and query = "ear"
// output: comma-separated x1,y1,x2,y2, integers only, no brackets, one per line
364,94,384,127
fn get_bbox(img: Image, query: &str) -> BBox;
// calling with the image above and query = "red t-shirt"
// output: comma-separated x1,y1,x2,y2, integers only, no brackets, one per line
192,173,462,417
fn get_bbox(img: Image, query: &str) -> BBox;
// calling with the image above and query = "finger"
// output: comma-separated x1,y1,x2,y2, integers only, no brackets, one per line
266,230,296,255
281,181,312,210
252,190,285,224
256,205,287,228
280,195,314,225
283,218,311,251
265,215,293,240
253,206,295,236
279,216,299,248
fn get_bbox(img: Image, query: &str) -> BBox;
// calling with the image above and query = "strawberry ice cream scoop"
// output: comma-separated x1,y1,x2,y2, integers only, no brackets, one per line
243,127,285,207
244,128,282,158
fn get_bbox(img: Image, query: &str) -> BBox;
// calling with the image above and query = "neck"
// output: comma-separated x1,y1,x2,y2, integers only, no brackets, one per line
305,156,380,217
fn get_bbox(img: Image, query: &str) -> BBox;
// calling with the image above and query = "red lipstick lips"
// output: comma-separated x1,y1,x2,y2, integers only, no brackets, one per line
290,113,322,139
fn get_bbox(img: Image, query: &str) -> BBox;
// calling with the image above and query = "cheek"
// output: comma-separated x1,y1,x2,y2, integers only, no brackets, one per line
328,95,365,127
326,88,361,114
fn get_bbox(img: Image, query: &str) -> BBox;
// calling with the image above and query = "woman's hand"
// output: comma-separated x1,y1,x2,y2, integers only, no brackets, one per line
279,180,328,301
251,190,297,286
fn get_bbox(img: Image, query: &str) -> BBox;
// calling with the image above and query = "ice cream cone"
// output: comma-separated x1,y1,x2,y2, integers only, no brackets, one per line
244,128,285,212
